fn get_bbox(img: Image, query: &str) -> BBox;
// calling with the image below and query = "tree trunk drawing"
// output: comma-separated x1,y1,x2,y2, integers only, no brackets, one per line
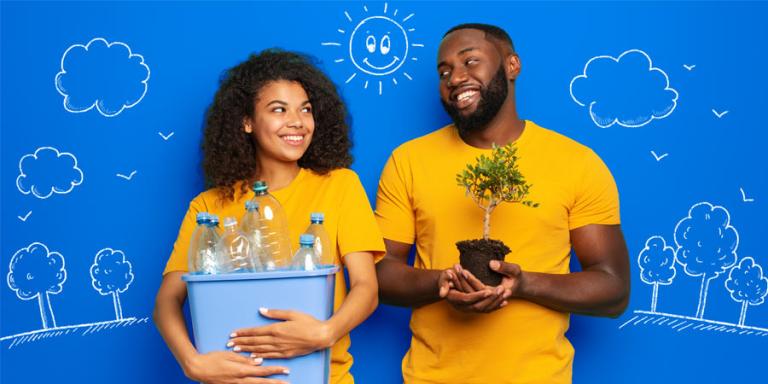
112,291,123,320
739,301,748,327
651,283,659,313
696,275,711,319
37,293,56,329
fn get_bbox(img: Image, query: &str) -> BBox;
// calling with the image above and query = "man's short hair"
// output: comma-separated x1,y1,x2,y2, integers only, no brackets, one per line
443,23,515,53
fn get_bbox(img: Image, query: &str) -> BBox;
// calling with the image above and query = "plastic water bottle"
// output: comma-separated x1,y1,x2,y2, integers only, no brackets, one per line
188,212,222,274
241,201,272,270
249,181,292,268
218,217,257,272
292,234,320,271
304,212,334,266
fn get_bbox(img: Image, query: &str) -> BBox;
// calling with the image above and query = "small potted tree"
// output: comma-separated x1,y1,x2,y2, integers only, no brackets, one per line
456,143,537,286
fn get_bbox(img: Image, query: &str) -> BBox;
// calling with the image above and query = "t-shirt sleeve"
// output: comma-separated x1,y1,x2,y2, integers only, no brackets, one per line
375,150,416,244
337,172,386,262
568,149,621,229
163,196,207,275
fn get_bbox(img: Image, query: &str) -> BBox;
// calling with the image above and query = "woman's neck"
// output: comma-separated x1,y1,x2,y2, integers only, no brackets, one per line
255,157,301,191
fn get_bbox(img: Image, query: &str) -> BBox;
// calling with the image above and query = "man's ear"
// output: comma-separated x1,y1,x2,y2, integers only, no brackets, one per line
506,54,522,81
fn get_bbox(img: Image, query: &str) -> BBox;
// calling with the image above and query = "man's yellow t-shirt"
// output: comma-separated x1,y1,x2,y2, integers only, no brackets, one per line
375,121,620,384
164,168,385,384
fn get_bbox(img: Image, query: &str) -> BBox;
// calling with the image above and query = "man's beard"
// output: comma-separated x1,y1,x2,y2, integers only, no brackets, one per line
441,65,508,135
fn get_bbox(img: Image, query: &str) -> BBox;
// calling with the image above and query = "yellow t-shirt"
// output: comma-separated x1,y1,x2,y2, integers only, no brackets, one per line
164,168,385,384
375,121,620,384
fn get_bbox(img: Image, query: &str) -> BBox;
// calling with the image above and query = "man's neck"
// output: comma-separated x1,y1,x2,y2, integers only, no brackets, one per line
460,98,525,149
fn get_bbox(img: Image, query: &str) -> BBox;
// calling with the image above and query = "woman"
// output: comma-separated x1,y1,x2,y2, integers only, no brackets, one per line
154,49,383,384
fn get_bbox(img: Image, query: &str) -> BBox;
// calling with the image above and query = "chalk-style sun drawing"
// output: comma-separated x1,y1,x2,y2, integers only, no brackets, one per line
322,3,423,96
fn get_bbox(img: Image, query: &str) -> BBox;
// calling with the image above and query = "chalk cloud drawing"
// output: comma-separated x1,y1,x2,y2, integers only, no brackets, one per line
90,248,134,320
570,49,678,128
7,242,67,329
55,37,150,117
17,146,83,199
2,244,148,350
322,2,423,95
620,202,768,337
739,187,755,203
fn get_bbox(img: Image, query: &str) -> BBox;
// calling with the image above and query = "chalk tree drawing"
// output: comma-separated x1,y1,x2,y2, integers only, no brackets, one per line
16,146,83,199
90,248,134,320
570,49,678,128
674,202,738,319
321,2,423,95
638,236,677,312
725,257,768,327
620,202,767,337
7,243,67,329
55,37,150,117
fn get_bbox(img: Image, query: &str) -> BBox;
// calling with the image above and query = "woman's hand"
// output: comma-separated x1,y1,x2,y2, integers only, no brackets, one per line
183,351,289,384
228,308,335,359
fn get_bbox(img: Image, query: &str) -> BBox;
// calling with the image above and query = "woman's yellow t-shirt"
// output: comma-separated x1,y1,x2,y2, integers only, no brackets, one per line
164,168,385,384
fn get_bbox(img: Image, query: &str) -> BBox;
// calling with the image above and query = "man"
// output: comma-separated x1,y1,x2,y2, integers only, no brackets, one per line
374,23,630,383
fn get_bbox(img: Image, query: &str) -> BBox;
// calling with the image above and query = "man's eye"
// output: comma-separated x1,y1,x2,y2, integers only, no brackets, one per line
467,58,478,65
439,71,450,79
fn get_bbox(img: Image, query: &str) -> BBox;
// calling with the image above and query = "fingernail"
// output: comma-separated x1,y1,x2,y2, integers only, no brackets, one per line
230,332,237,338
283,368,290,374
501,301,508,307
496,286,503,294
233,346,241,352
226,341,234,347
259,307,268,314
490,260,499,269
253,357,263,364
463,270,470,279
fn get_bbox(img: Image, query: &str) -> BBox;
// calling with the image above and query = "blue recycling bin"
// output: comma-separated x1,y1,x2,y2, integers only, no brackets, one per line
183,266,339,384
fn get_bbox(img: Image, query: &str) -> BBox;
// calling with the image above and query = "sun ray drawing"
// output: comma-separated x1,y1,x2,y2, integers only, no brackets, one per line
321,2,423,96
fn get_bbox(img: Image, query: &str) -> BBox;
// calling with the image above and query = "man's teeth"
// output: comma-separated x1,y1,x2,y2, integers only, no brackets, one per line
457,90,477,102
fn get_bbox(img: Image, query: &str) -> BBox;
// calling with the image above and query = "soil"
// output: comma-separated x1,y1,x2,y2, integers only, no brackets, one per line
456,239,511,286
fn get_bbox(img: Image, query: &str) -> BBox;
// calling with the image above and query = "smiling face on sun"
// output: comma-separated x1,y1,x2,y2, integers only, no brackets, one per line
349,16,409,76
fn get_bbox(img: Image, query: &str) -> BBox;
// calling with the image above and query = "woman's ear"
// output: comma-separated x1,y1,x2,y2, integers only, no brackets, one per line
243,118,252,134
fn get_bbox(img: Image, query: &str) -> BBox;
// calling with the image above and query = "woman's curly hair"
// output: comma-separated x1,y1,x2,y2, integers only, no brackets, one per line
202,49,352,201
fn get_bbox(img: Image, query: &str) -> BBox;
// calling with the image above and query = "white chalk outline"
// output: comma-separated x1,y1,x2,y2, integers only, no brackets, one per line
18,211,32,222
650,150,668,161
55,37,150,117
322,3,421,96
619,310,768,335
116,170,137,180
712,109,729,118
16,146,83,199
739,187,755,203
0,317,150,350
683,64,696,71
725,257,768,327
638,236,677,313
90,248,134,320
158,131,174,140
674,202,739,319
7,242,67,329
569,49,678,128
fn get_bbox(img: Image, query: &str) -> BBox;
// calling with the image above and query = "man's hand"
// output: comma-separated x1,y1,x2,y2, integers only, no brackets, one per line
183,351,288,384
438,264,506,313
229,308,334,359
489,260,526,301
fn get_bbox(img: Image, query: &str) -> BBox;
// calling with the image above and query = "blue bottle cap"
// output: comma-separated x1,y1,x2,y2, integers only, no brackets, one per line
310,212,324,223
209,215,220,226
196,212,211,224
299,234,315,245
252,181,268,193
245,201,259,211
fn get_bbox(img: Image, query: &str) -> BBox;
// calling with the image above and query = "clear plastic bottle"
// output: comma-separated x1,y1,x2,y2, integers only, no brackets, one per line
188,212,222,274
249,181,292,268
241,201,271,270
292,234,320,271
218,217,256,272
304,212,334,266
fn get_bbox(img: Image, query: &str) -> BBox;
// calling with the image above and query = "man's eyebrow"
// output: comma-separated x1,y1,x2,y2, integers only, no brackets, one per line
437,47,479,68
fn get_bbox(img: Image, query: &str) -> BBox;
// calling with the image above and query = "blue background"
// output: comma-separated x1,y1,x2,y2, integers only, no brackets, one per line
2,1,766,383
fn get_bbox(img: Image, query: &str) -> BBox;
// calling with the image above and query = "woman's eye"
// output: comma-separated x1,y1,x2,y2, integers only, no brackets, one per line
272,107,285,113
302,107,312,113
